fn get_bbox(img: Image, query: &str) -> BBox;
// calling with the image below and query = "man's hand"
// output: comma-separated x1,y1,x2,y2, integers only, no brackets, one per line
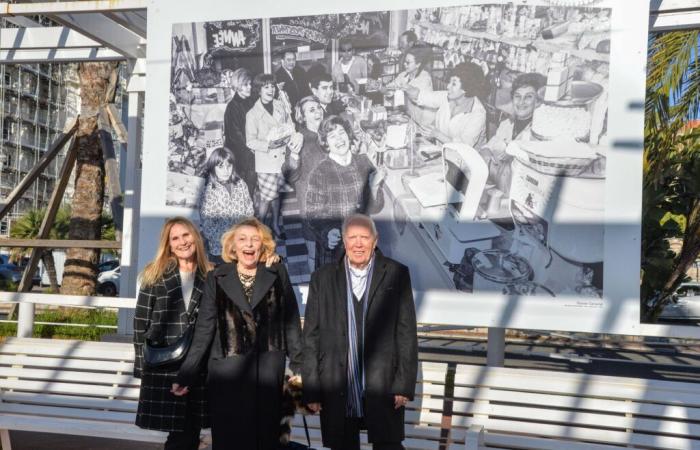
265,252,281,267
394,395,409,409
171,383,189,396
307,402,322,413
327,228,341,250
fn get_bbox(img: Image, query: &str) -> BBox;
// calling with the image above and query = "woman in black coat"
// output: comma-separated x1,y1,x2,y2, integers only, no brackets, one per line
223,68,257,197
173,217,303,450
133,217,213,450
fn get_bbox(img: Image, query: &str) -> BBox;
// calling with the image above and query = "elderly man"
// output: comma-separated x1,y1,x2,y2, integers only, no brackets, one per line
302,214,418,450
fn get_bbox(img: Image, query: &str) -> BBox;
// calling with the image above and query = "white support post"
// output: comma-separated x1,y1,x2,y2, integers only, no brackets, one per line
118,60,144,335
464,425,484,450
0,428,11,450
486,327,505,367
262,18,271,74
17,302,35,338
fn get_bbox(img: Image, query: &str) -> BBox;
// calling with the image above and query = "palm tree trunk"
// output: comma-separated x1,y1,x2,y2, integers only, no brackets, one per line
41,250,59,292
60,62,118,295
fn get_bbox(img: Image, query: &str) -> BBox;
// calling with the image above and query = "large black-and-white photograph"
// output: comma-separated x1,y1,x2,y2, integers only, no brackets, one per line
164,2,611,295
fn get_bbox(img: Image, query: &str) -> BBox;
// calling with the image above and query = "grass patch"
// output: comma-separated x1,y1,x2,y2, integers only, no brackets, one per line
0,308,118,341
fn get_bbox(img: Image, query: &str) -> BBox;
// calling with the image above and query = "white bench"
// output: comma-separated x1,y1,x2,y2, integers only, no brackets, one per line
2,335,700,450
449,364,700,450
0,336,451,450
291,361,450,450
0,337,167,449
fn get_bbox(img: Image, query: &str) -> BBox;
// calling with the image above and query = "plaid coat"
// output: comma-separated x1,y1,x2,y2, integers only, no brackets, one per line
133,268,210,432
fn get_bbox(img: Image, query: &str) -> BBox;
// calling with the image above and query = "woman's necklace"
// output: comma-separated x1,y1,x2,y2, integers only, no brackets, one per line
237,264,257,276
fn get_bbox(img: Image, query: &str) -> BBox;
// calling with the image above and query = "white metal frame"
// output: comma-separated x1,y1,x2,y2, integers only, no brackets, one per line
0,0,698,347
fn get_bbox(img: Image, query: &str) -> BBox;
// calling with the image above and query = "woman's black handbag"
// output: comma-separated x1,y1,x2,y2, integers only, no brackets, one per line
143,324,194,369
143,303,199,369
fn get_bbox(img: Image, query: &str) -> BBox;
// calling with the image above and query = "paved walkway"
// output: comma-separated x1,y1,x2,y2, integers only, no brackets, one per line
7,431,212,449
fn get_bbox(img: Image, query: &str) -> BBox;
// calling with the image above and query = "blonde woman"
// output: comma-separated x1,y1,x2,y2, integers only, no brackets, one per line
173,217,303,450
133,217,212,450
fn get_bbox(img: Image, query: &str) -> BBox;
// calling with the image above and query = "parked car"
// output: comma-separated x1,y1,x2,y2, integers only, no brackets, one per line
659,282,700,321
97,265,120,297
97,260,120,273
0,263,23,289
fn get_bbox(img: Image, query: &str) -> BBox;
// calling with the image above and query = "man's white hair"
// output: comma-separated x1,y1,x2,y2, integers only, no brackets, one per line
342,214,378,238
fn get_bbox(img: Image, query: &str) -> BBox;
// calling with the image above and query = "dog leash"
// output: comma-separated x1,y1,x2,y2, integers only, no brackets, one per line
303,415,311,448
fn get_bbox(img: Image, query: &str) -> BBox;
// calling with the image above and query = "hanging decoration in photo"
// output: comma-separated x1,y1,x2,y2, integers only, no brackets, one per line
338,11,391,50
204,20,262,55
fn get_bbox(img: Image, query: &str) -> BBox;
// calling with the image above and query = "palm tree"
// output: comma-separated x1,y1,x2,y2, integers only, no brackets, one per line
642,31,700,321
60,62,119,296
9,207,71,292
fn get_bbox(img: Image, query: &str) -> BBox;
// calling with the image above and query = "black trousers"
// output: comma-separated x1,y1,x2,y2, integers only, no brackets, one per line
164,408,201,450
331,417,404,450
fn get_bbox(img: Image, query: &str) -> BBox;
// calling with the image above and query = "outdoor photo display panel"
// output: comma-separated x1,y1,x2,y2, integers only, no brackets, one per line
144,0,649,334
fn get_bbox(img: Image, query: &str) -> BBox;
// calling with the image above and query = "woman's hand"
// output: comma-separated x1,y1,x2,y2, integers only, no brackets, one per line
370,166,387,192
288,132,303,155
171,383,189,396
265,253,281,267
428,127,449,143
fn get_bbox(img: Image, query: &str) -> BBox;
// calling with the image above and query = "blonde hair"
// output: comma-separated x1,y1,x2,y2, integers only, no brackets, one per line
220,217,276,264
140,217,212,287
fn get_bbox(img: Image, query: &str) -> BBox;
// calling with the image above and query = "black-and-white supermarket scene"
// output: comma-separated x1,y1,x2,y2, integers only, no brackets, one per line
165,1,611,297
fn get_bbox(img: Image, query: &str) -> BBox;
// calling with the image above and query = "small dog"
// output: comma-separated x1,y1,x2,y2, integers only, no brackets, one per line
280,368,314,446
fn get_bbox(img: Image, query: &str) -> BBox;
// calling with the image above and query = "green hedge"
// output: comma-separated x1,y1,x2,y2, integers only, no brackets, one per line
0,308,118,341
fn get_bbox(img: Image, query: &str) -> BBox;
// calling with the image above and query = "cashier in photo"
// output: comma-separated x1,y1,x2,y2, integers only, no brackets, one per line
481,72,545,194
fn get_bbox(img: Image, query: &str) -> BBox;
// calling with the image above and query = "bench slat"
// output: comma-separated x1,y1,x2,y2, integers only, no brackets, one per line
0,367,138,386
416,382,446,397
0,379,141,399
452,417,700,449
451,401,700,438
1,391,137,412
0,402,135,423
467,431,638,450
0,355,133,373
452,386,700,421
0,414,166,443
0,339,134,361
454,366,700,407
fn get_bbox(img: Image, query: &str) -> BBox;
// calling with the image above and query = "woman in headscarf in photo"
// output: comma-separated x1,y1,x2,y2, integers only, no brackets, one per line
198,147,254,264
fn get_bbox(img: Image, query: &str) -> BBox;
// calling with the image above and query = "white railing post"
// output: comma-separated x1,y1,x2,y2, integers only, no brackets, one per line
465,425,484,450
118,59,144,336
16,302,35,337
486,327,505,367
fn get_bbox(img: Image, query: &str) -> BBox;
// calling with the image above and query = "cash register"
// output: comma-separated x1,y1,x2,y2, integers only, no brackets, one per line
405,143,500,263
